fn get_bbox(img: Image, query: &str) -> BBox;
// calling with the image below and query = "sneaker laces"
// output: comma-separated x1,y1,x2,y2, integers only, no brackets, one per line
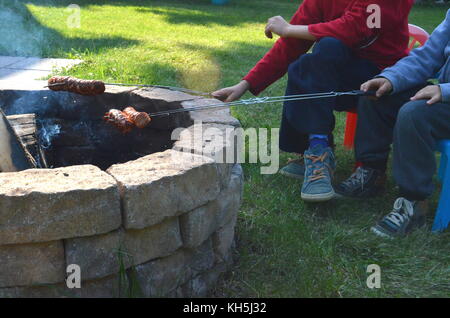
342,167,369,190
287,154,304,165
304,152,328,182
384,197,415,227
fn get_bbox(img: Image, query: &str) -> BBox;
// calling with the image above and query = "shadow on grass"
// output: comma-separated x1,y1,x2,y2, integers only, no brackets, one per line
0,0,140,57
18,0,297,27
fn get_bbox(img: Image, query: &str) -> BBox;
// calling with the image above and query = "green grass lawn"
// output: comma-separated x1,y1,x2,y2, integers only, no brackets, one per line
2,0,449,297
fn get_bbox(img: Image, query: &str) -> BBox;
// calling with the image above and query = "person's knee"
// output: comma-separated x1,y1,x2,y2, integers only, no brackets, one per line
314,37,346,52
358,96,374,110
398,101,428,124
287,54,313,79
397,101,428,131
287,37,349,78
358,96,381,117
311,37,349,63
287,57,302,77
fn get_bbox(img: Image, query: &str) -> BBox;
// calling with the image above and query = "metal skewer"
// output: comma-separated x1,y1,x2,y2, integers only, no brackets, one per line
147,90,375,118
45,78,375,123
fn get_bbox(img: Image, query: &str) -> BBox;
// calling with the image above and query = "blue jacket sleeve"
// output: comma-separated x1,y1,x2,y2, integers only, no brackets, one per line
439,83,450,103
380,10,450,94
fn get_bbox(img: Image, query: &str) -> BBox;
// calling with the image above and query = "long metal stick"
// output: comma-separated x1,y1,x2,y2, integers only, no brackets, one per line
148,90,374,117
46,81,374,117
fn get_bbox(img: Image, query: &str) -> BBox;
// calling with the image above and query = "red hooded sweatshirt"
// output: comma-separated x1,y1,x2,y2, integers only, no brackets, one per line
243,0,414,95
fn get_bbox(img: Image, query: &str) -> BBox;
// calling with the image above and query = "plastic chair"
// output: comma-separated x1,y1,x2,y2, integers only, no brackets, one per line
434,140,450,231
343,24,431,150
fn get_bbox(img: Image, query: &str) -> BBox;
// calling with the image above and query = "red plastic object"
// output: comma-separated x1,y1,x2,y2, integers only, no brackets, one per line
343,24,430,150
407,24,430,52
343,109,358,150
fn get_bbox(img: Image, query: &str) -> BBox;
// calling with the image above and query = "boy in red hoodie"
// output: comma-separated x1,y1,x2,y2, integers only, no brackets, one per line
213,0,414,202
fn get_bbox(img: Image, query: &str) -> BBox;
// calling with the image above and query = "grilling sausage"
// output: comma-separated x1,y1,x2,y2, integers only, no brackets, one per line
103,107,151,133
103,109,135,133
48,76,106,96
122,107,151,129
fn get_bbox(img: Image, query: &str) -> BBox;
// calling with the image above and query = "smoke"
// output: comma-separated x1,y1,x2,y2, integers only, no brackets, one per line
0,0,46,57
4,90,65,150
6,91,54,116
39,121,61,149
0,1,82,150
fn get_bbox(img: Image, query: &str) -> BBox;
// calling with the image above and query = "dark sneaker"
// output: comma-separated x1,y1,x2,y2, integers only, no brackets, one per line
301,145,336,202
335,166,386,198
279,157,305,180
371,198,428,238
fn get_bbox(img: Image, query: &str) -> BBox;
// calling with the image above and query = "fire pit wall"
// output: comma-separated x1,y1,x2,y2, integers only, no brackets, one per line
0,85,243,298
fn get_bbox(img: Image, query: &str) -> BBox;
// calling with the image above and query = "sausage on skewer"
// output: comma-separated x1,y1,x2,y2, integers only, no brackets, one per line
103,107,152,133
48,76,106,96
122,106,151,129
103,109,135,134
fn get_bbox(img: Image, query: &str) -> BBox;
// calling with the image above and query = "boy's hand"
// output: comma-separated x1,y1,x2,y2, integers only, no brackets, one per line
360,78,393,98
410,85,442,105
265,16,291,39
211,80,250,103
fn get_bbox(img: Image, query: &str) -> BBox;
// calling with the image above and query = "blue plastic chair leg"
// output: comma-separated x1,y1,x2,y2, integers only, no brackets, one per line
438,152,447,182
433,142,450,232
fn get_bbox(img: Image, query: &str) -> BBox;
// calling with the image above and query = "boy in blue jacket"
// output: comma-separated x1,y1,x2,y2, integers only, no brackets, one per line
336,10,450,237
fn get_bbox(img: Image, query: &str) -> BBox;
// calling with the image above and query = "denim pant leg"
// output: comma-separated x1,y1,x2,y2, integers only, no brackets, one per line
394,100,450,200
355,87,423,170
279,37,380,154
355,85,423,170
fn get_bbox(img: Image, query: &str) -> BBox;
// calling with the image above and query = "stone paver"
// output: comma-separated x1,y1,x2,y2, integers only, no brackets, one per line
0,56,26,68
0,69,50,82
0,56,82,82
0,68,18,78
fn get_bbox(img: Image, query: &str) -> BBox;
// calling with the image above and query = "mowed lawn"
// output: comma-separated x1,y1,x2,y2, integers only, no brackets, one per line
2,0,449,297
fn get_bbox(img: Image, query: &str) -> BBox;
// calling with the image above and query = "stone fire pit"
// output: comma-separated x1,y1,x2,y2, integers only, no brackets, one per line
0,83,243,297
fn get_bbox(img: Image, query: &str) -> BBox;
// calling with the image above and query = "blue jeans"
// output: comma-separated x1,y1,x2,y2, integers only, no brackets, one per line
280,37,380,154
356,87,450,201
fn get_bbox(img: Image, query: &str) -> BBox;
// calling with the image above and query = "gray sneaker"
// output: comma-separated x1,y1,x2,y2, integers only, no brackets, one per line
371,198,427,238
279,156,305,180
301,145,336,202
